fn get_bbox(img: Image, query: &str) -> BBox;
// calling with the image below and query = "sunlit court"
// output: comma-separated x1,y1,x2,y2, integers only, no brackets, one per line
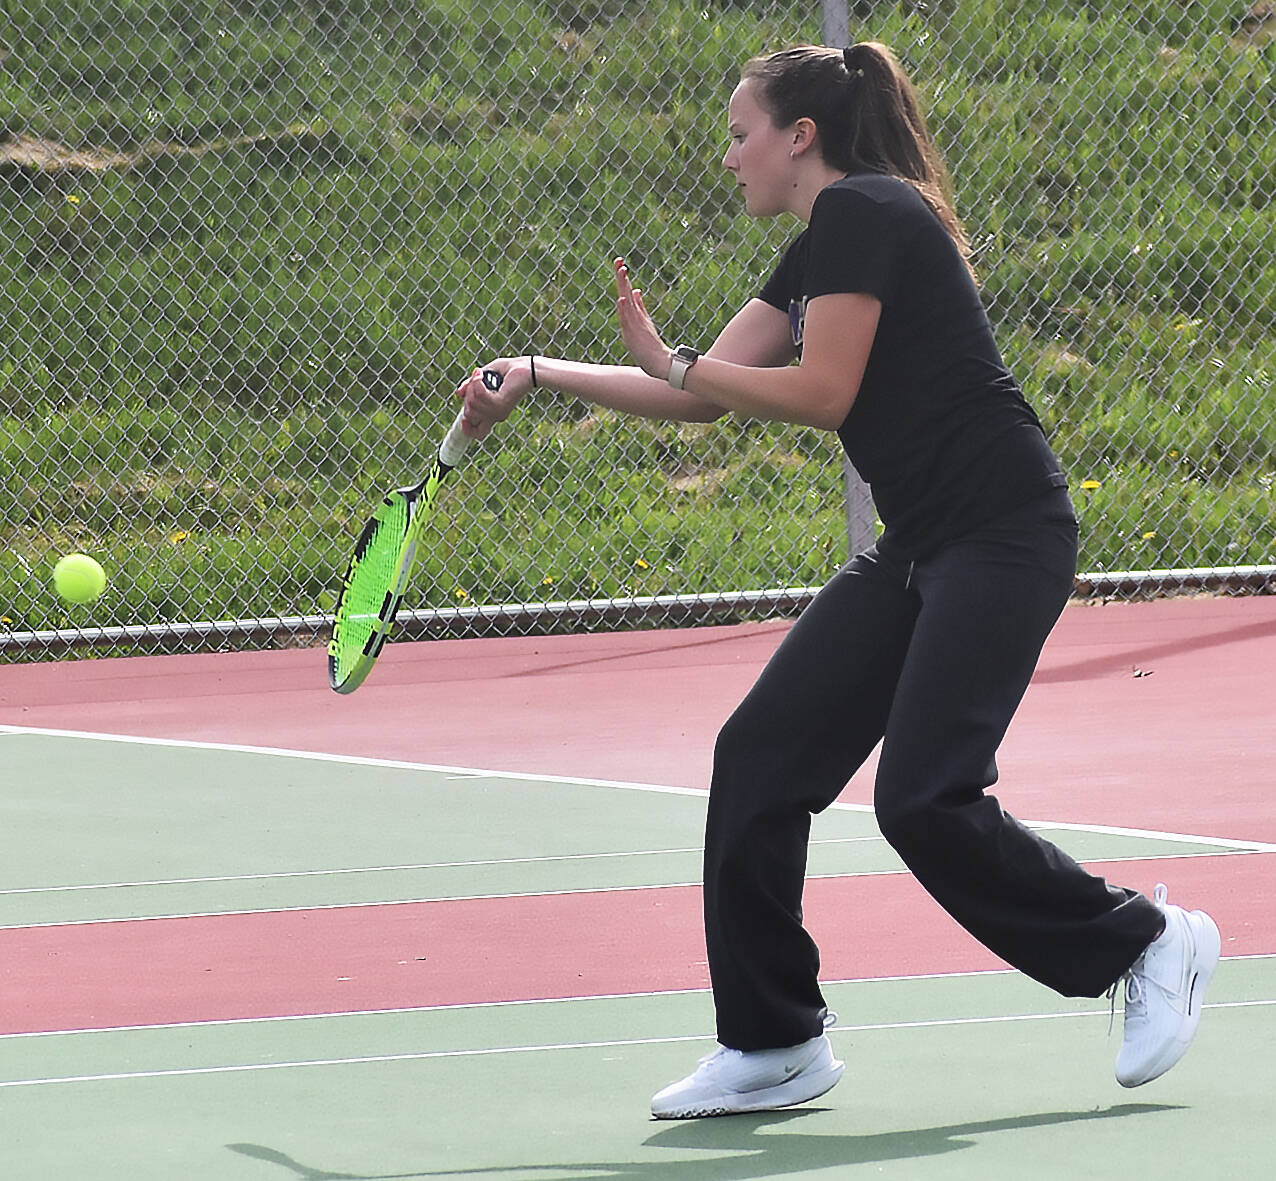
2,596,1275,1177
3,1,1274,1178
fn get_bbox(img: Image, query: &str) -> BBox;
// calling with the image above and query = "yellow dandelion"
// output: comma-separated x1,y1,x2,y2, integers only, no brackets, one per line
634,558,650,570
169,529,190,544
1142,531,1158,540
541,576,556,587
454,588,469,601
1080,480,1102,491
66,194,81,206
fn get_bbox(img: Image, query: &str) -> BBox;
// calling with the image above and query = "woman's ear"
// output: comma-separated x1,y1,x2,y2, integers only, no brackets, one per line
790,116,819,158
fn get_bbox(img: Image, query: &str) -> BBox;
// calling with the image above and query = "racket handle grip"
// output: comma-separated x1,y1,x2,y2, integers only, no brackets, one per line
439,410,471,469
440,369,503,469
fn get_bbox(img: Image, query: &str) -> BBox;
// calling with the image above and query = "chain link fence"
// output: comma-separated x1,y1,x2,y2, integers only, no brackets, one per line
2,1,1273,656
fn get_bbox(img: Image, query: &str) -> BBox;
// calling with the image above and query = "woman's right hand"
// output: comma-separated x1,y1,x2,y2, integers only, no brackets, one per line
453,356,535,438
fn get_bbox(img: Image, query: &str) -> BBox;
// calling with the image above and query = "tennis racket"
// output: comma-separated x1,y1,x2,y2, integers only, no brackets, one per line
328,369,500,693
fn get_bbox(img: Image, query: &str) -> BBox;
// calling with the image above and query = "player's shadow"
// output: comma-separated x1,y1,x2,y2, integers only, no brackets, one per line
228,1101,1180,1179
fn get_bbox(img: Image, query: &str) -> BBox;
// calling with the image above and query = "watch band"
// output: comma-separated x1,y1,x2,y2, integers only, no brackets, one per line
668,346,699,390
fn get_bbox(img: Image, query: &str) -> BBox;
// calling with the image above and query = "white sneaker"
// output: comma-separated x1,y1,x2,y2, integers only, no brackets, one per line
651,1027,844,1119
1115,883,1221,1088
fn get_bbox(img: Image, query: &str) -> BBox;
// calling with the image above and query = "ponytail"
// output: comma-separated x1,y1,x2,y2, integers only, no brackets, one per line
741,43,974,278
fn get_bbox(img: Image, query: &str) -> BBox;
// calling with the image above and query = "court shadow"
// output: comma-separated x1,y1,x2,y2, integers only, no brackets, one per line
640,1103,1181,1174
228,1101,1181,1179
228,1143,365,1179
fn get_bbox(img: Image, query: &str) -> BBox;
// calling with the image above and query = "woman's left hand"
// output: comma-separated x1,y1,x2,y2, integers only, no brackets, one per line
614,257,673,381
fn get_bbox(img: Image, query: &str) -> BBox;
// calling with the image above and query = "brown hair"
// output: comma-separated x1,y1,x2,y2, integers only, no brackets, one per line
740,43,974,276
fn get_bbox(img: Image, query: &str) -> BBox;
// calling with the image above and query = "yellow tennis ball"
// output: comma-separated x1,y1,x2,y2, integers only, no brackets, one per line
53,553,107,604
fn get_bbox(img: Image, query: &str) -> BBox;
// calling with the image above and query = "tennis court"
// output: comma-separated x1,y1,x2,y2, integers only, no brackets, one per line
1,594,1274,1179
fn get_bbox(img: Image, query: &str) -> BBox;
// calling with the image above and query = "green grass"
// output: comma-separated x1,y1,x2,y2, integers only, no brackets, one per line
1,1,1273,647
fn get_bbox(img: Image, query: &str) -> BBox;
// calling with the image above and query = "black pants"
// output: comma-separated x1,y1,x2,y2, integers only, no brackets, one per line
704,488,1164,1051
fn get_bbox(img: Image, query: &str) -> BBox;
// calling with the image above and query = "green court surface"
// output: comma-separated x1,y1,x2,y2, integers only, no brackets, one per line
1,728,1272,1180
0,730,1248,926
3,965,1273,1180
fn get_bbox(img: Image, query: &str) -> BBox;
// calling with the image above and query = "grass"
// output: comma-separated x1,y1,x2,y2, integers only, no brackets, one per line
0,0,1272,647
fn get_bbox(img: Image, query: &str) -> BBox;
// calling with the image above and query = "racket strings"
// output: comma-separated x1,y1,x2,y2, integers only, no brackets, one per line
331,494,412,681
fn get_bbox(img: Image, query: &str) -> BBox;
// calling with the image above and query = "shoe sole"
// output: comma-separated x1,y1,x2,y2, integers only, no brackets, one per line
652,1058,845,1119
1118,910,1221,1088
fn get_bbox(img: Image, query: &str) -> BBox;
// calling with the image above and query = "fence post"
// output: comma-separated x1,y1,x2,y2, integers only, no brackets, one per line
821,0,850,46
821,0,877,556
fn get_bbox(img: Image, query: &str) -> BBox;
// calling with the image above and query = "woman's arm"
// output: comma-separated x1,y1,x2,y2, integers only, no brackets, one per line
617,261,880,431
456,288,797,436
705,298,799,368
529,297,796,421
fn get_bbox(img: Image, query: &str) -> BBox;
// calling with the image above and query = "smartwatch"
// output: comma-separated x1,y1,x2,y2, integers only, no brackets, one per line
668,345,700,390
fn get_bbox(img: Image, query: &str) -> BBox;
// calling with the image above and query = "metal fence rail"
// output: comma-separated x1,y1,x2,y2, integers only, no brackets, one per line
2,1,1273,656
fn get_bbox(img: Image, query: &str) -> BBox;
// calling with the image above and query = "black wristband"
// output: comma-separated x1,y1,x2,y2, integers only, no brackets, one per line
528,354,538,389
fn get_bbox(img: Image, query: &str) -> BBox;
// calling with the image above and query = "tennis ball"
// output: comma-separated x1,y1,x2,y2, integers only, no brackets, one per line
53,553,107,604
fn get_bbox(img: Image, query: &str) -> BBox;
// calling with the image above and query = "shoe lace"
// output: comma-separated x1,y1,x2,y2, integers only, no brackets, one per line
696,1046,735,1073
701,1013,839,1070
1106,971,1145,1036
1106,885,1169,1038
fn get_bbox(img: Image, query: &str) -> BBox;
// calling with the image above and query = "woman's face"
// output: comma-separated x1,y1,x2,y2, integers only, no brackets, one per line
723,78,797,218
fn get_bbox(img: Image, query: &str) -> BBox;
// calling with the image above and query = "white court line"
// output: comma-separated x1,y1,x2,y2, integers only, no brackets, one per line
0,843,1265,920
2,850,1264,932
0,880,710,930
0,724,1270,928
0,724,713,799
0,837,887,900
2,998,1274,1090
1022,818,1275,854
3,724,1273,853
5,954,1274,1044
0,836,1261,903
3,729,1271,1090
0,725,1270,929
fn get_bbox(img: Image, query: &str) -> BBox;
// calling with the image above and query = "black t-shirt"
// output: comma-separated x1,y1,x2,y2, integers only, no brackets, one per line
759,172,1067,559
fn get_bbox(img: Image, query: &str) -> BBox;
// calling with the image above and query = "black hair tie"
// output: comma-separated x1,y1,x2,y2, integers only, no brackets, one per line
842,46,864,78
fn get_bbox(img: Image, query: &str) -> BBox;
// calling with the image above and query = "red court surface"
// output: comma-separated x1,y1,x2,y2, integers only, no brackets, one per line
3,594,1275,841
2,594,1274,1042
1,853,1269,1037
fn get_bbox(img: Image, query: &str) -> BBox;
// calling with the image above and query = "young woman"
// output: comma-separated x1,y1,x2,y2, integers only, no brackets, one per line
456,42,1220,1119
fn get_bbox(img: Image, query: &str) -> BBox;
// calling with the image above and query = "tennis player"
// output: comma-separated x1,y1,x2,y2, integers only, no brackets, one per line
457,42,1220,1118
